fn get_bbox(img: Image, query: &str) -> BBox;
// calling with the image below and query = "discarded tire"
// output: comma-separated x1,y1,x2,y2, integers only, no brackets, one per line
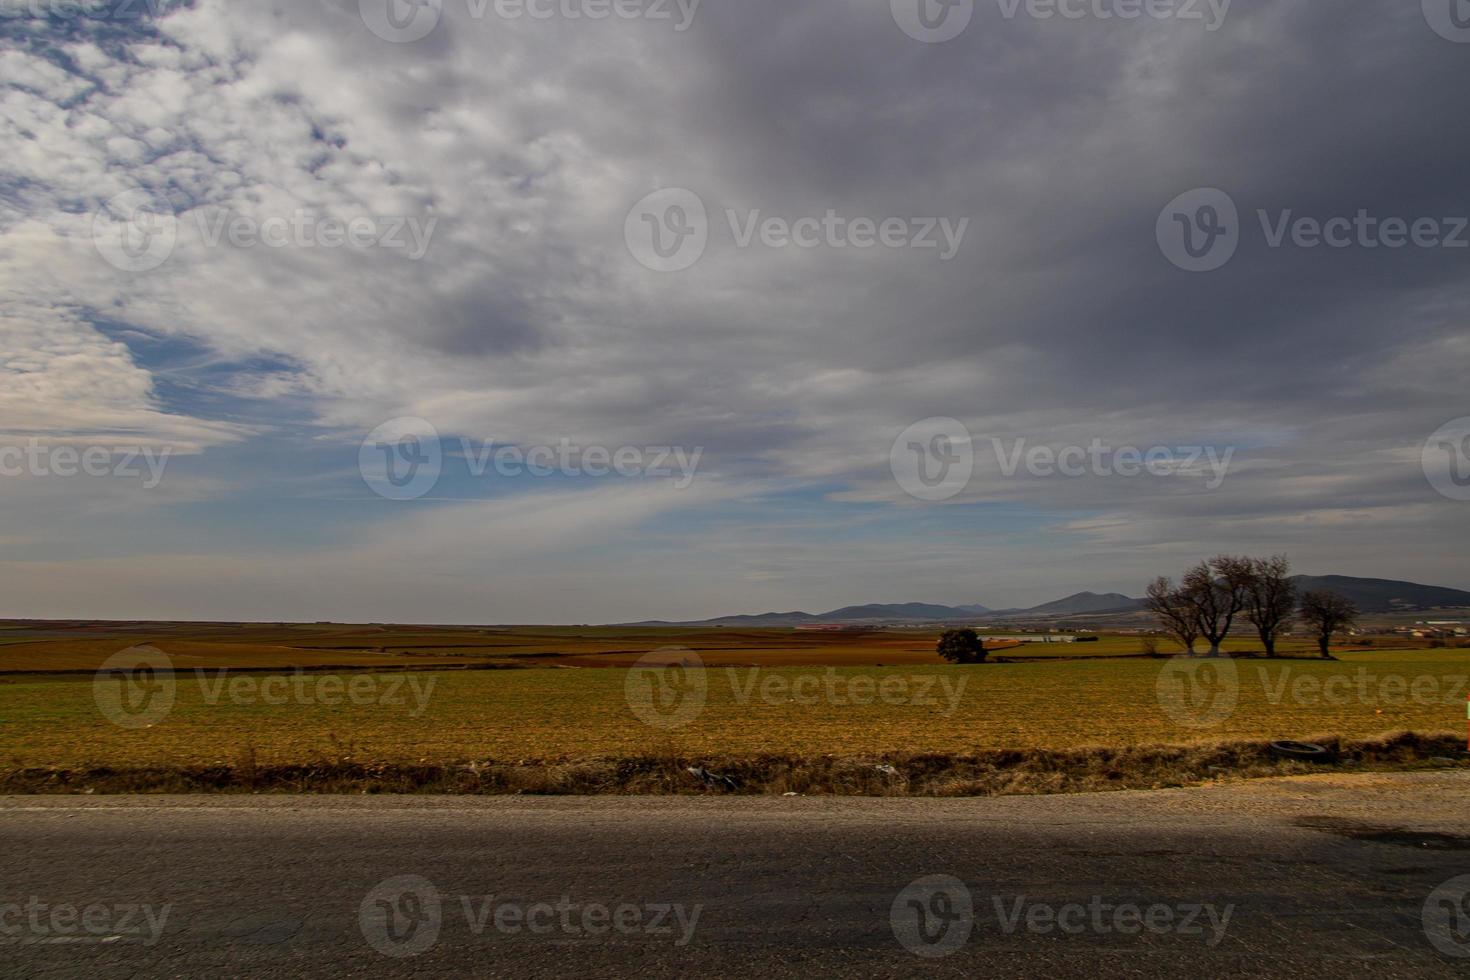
1269,740,1332,762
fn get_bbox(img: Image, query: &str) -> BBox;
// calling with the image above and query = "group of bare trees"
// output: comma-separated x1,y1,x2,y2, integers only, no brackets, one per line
1145,556,1357,659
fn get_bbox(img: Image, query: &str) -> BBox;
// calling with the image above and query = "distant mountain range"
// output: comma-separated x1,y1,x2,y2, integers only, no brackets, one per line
639,603,989,628
628,594,1131,627
627,576,1470,627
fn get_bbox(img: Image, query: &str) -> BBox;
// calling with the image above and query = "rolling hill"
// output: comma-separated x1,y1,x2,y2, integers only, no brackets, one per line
1289,575,1470,613
989,592,1144,618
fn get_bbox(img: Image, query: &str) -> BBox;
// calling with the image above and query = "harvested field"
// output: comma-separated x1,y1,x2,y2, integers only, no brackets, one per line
0,621,1427,673
2,650,1463,769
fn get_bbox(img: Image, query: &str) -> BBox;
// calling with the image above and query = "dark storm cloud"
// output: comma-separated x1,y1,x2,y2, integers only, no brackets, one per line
659,1,1468,399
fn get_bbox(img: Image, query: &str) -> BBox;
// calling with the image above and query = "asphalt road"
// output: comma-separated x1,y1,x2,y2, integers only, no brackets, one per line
3,772,1470,978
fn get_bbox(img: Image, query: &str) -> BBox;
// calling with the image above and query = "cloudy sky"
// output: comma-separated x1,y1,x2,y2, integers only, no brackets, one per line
1,0,1466,623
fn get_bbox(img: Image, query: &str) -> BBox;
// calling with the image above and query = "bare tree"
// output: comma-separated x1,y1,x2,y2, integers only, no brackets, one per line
1299,591,1357,660
1180,555,1254,657
1245,555,1296,658
1144,576,1199,655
